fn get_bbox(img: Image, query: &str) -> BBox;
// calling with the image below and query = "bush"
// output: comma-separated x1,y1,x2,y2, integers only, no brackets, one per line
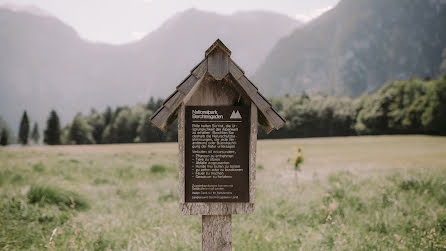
27,185,89,210
150,164,166,174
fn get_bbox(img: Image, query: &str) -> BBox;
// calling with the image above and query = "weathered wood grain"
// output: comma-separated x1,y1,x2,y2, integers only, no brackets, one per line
258,112,274,134
150,107,170,131
186,76,240,106
163,91,184,111
207,49,229,80
191,59,208,79
177,75,198,95
178,105,185,203
149,39,287,251
151,39,285,134
183,75,205,105
229,59,244,80
265,107,285,130
250,102,257,203
151,91,185,131
250,93,271,115
180,203,254,215
234,76,285,133
237,75,259,95
202,215,231,251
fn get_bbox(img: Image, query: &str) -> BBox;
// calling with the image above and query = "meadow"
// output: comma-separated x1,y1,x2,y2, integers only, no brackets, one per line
1,135,446,250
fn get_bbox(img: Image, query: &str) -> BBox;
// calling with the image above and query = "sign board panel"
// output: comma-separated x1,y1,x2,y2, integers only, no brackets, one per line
185,106,250,203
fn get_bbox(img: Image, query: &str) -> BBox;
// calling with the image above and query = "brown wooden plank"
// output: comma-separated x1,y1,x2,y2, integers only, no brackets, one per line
151,91,185,131
249,102,257,203
191,59,208,79
177,75,198,95
229,59,244,80
162,91,177,106
207,49,229,80
178,105,185,203
265,108,285,129
258,110,274,134
262,125,274,134
163,91,184,111
183,75,205,105
237,76,258,96
186,77,239,106
235,76,285,131
258,92,272,106
250,92,271,113
150,107,171,131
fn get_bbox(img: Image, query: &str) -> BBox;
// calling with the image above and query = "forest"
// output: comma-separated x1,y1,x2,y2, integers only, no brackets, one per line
1,74,445,146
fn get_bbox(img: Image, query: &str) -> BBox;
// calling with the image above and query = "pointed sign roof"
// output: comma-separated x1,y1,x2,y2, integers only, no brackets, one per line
150,39,285,133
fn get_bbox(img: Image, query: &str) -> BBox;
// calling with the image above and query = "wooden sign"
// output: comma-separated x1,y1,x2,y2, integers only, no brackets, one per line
185,106,250,203
150,39,285,251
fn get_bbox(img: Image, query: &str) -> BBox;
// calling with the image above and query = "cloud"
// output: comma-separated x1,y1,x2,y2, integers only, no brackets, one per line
295,5,334,23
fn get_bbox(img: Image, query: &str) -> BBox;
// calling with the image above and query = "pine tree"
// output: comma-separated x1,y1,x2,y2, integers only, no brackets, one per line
0,128,8,146
138,111,163,143
44,110,61,145
31,122,40,144
18,111,30,145
103,106,113,126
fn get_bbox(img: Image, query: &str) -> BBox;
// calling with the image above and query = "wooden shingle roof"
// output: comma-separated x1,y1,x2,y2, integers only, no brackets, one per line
150,39,285,133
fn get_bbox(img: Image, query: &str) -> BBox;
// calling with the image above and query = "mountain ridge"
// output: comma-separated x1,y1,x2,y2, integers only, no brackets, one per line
253,0,446,97
0,7,299,132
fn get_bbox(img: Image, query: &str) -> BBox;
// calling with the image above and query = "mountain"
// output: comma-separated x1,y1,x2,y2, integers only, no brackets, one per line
0,3,52,17
0,8,299,132
253,0,446,97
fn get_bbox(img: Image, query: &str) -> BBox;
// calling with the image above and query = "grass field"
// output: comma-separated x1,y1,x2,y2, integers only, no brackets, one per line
1,135,446,250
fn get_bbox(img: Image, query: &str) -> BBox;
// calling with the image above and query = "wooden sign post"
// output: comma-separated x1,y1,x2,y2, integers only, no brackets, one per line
150,39,285,250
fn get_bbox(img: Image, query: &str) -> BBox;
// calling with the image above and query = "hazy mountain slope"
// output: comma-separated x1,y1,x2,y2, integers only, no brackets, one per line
0,8,299,131
253,0,446,97
118,9,300,100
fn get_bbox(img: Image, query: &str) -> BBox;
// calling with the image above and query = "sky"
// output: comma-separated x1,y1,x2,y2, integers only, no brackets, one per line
0,0,339,44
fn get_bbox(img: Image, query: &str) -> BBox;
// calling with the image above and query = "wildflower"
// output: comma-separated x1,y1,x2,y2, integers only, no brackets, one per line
294,147,304,172
292,146,304,187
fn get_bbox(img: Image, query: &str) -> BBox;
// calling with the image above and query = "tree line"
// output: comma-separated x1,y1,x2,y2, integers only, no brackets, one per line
1,97,175,146
1,75,445,146
262,75,446,139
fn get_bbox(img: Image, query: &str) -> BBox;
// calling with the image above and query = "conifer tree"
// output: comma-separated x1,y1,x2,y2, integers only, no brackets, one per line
0,128,8,146
31,122,40,144
18,111,30,145
103,106,113,126
44,110,61,145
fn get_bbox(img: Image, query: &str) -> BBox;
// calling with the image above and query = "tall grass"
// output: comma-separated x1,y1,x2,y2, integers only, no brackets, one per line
0,136,445,249
27,185,89,210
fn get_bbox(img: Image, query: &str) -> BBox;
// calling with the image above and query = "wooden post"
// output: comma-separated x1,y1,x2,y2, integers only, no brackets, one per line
202,215,232,251
182,74,247,250
150,39,285,251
